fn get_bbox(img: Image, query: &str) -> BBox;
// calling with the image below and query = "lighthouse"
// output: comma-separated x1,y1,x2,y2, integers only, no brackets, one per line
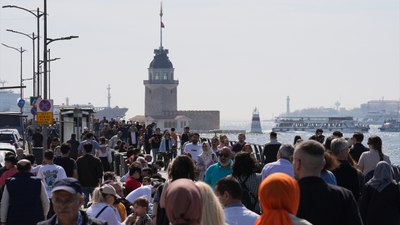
250,107,263,133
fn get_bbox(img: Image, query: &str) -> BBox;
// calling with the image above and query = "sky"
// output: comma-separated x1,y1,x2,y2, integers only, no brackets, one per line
0,0,399,120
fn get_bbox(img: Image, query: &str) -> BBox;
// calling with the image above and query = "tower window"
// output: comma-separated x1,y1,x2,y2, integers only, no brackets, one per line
155,73,160,80
163,73,168,80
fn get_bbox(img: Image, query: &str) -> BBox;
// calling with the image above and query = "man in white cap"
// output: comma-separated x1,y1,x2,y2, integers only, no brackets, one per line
37,177,106,225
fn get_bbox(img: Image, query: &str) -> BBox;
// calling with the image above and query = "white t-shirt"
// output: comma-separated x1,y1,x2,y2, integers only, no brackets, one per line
184,143,202,162
125,185,152,203
96,145,113,163
224,204,259,225
36,164,67,198
31,165,41,176
87,202,121,225
358,149,391,175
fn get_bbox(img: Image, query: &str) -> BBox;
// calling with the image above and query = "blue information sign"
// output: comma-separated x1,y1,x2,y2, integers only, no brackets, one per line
31,106,37,115
17,98,25,108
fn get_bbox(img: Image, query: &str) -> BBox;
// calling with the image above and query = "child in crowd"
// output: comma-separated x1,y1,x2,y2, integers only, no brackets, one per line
130,197,152,225
142,176,151,186
53,145,62,157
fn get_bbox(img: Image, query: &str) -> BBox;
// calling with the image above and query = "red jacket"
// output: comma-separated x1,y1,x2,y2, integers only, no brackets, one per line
125,176,141,194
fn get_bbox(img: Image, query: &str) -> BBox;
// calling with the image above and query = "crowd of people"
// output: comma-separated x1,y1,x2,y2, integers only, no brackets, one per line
0,119,399,225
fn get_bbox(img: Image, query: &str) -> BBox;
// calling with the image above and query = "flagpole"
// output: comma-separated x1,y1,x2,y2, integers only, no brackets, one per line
160,2,163,49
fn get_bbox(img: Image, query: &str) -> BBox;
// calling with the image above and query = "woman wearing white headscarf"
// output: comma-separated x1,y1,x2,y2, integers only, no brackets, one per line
196,142,217,181
359,161,400,225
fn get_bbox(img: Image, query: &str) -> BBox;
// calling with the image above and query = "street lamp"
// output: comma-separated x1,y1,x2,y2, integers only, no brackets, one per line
43,35,78,100
1,43,26,113
6,29,37,97
46,36,79,45
2,5,44,97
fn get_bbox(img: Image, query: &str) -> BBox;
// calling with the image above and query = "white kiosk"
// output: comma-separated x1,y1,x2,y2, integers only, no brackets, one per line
59,107,95,143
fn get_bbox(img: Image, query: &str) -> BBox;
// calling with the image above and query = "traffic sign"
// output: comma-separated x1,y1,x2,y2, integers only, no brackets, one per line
30,97,38,106
17,98,25,108
37,112,53,125
31,106,37,115
37,99,53,113
39,99,51,112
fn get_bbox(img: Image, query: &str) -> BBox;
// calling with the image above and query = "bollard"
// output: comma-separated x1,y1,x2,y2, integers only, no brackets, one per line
110,150,115,172
119,153,127,175
114,152,121,176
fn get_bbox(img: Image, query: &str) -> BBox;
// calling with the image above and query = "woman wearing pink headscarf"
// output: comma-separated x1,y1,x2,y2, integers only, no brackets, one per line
164,179,202,225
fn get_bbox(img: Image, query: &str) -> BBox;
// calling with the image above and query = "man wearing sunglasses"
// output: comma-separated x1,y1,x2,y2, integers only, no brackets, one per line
205,147,233,189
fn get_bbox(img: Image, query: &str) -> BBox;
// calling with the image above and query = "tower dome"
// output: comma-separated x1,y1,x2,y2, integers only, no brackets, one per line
149,48,173,69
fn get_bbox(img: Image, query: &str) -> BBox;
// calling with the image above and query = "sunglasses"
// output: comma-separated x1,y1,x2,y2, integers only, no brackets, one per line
219,153,230,157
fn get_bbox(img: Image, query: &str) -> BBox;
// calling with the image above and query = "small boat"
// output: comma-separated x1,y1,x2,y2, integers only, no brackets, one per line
379,120,400,132
272,116,370,133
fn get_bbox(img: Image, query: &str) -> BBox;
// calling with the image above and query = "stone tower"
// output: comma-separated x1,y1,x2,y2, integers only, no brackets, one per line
144,4,179,117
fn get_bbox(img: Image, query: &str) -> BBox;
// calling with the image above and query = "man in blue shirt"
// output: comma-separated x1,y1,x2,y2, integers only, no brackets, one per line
261,144,295,180
215,176,259,225
77,133,100,156
205,147,232,189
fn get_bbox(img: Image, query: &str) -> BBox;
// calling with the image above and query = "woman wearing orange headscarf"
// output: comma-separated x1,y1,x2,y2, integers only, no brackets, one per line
255,173,312,225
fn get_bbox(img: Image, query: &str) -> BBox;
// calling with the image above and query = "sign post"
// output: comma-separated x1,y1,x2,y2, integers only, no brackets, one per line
36,99,53,125
36,112,53,125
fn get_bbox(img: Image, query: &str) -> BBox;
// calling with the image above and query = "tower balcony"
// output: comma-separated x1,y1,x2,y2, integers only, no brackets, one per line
144,80,179,85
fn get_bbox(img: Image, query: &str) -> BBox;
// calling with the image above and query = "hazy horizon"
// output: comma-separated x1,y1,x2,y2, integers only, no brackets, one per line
1,0,399,120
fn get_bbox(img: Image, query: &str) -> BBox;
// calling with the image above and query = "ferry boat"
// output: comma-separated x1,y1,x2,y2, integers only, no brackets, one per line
379,119,400,132
272,116,370,133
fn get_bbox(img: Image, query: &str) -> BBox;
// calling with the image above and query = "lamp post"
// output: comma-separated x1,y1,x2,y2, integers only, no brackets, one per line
43,35,78,100
1,43,26,113
40,49,60,100
2,5,44,97
6,29,37,97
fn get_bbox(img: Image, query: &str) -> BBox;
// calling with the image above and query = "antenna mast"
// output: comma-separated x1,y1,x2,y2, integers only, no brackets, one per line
160,2,164,49
107,84,111,108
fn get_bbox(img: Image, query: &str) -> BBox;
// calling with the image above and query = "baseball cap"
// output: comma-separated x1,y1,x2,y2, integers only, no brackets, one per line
52,178,82,195
100,184,121,199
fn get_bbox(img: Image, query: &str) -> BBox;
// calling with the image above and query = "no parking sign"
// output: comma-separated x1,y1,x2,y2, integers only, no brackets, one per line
37,99,53,112
36,99,54,124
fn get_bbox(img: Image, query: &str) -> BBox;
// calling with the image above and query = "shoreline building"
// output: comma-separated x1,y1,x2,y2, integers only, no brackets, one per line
0,90,19,112
133,5,219,132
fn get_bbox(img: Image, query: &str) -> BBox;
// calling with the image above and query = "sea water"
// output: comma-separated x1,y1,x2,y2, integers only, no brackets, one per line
201,120,400,165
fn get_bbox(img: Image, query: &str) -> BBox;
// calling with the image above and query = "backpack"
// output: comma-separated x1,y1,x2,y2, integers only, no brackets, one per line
236,175,258,212
155,184,170,225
